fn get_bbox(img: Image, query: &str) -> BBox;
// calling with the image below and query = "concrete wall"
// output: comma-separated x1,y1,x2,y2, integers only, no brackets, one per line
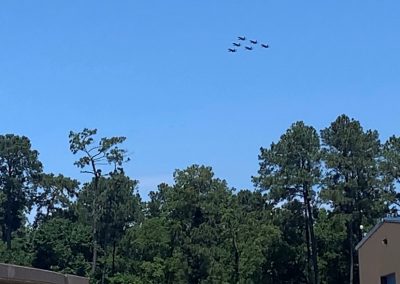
0,263,89,284
358,223,400,284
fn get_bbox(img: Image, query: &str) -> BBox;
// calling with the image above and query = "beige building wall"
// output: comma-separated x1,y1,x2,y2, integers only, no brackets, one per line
358,222,400,284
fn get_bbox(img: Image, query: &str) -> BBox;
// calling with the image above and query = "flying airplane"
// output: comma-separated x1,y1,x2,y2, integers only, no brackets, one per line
228,48,237,52
238,36,246,41
233,42,241,47
261,44,269,48
245,46,253,50
250,40,258,44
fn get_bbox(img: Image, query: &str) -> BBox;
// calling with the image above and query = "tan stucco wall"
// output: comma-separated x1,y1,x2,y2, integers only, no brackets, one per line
358,222,400,284
0,263,88,284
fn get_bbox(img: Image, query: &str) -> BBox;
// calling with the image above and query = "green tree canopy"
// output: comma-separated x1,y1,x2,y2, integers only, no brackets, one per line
0,134,42,249
320,114,393,284
253,121,321,284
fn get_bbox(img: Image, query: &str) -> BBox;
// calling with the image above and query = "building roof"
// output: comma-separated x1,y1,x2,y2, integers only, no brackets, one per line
0,263,88,284
355,217,400,251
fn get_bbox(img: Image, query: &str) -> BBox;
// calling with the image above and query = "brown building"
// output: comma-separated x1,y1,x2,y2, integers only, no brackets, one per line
0,263,88,284
356,218,400,284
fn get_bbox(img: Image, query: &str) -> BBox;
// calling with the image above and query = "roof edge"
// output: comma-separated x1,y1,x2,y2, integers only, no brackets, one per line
356,218,400,251
0,263,89,284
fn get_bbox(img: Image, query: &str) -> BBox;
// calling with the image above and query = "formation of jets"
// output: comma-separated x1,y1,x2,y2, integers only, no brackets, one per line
228,36,269,53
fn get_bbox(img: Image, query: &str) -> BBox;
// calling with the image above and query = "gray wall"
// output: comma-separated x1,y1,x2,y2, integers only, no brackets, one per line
0,263,88,284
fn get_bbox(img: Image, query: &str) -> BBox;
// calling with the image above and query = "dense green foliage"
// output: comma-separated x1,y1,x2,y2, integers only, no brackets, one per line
0,115,399,284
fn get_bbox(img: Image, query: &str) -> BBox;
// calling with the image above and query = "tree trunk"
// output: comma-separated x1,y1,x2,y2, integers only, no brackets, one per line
91,174,100,276
233,232,240,283
1,225,5,245
5,205,12,250
306,200,319,284
304,208,312,284
101,265,106,284
349,220,354,284
5,192,12,250
112,241,116,276
304,186,319,284
91,200,98,275
5,226,11,250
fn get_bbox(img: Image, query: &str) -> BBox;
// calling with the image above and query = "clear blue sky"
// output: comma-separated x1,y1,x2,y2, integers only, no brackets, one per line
1,1,399,198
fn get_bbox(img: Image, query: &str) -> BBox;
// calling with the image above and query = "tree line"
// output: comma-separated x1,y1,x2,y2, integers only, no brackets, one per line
1,114,400,284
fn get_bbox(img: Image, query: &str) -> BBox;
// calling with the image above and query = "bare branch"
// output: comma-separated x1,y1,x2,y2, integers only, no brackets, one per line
88,146,101,153
80,170,96,175
92,151,105,160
